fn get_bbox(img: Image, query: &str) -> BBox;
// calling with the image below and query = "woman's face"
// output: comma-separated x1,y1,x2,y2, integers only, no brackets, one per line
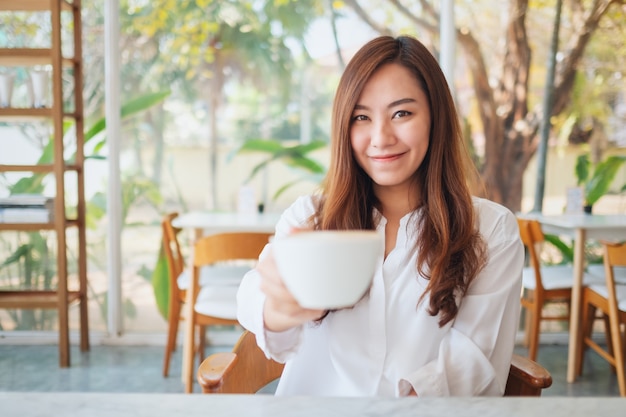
350,63,431,196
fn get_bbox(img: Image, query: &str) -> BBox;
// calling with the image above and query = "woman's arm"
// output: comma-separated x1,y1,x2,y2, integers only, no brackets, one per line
236,195,323,361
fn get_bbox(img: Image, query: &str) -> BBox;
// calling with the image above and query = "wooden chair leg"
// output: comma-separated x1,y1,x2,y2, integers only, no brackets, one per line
523,305,532,347
528,306,541,362
602,313,618,374
576,301,594,376
184,314,196,393
197,325,207,365
609,317,626,396
162,299,182,377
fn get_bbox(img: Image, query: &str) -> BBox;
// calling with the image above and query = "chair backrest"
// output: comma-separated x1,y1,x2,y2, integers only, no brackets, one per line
193,232,272,267
604,241,626,273
162,212,185,301
198,330,553,396
517,218,546,292
190,232,273,301
602,241,626,314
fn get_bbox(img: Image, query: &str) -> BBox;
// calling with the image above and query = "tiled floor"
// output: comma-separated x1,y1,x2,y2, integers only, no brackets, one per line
514,344,620,396
0,341,620,396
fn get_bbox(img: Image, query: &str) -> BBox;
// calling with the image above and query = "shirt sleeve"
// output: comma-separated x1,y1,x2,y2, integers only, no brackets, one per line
236,195,317,362
399,208,524,396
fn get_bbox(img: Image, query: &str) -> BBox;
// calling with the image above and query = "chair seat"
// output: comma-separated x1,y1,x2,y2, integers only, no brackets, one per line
194,285,239,319
177,265,252,290
587,264,626,285
587,283,626,311
522,265,604,291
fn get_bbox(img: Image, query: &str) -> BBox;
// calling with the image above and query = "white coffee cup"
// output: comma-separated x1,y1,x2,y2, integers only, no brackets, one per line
273,230,383,309
30,69,50,108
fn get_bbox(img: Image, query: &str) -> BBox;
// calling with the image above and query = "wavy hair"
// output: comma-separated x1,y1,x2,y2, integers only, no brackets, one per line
312,35,486,327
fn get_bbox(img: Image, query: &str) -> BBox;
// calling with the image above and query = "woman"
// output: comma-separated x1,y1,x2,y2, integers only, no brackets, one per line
237,35,523,396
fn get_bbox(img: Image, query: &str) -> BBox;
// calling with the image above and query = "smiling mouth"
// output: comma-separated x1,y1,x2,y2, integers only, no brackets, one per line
370,153,404,162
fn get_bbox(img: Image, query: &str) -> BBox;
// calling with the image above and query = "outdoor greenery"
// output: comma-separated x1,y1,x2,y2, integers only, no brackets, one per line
232,138,327,200
575,153,626,208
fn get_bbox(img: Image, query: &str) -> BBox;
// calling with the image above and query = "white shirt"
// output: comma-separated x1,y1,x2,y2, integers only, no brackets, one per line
237,195,523,397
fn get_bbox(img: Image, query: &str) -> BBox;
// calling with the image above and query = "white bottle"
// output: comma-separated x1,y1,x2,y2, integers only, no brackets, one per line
237,185,257,218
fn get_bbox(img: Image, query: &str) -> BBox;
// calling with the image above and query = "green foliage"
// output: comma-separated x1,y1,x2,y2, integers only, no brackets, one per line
151,242,170,320
575,154,626,206
0,244,32,270
128,1,315,97
232,138,327,199
85,90,172,147
544,234,573,264
544,233,605,267
8,91,171,196
88,174,163,227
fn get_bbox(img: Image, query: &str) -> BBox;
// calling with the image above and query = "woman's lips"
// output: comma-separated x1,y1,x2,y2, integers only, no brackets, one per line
370,152,404,162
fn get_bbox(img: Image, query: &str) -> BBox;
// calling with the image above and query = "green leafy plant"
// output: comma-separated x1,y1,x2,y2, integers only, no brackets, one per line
231,138,327,200
575,153,626,207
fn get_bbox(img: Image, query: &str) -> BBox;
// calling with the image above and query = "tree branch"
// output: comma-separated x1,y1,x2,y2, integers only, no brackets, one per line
328,0,346,69
416,0,439,21
456,31,501,171
496,0,531,124
342,0,393,36
386,0,439,33
552,0,619,115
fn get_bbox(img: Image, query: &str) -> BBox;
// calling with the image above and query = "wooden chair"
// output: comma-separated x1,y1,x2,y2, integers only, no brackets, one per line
197,330,553,396
516,218,602,361
184,232,272,393
161,212,191,377
576,241,626,396
161,213,262,377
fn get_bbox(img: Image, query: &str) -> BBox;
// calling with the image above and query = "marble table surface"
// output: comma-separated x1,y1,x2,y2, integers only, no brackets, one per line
1,393,624,417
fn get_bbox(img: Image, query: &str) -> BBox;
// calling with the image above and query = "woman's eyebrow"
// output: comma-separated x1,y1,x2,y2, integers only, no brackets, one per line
353,98,416,112
388,98,416,108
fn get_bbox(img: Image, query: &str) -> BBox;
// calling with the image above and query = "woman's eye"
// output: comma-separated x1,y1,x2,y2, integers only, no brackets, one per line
352,114,368,122
393,110,411,119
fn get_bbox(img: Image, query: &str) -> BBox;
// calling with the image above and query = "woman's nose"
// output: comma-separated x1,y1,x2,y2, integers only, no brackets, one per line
370,120,395,148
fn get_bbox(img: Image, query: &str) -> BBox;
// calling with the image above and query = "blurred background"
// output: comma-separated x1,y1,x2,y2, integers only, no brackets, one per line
0,0,625,343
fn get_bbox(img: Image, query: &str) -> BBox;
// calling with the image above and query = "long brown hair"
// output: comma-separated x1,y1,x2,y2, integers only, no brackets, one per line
314,35,486,327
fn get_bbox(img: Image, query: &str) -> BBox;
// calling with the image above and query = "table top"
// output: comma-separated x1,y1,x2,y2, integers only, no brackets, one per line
2,393,624,417
172,211,281,233
518,213,626,240
518,213,626,229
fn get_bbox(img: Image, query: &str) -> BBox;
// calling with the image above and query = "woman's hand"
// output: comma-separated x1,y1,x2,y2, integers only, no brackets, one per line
257,246,325,332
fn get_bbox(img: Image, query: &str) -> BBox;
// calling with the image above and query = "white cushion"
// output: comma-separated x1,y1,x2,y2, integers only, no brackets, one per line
194,285,239,319
586,264,626,285
522,265,604,291
587,283,626,312
177,265,251,290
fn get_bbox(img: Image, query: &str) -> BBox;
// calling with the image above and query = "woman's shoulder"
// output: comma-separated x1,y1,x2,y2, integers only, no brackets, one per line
274,194,320,235
472,197,519,244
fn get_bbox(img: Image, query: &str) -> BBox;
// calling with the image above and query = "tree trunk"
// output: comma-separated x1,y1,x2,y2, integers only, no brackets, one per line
470,0,536,211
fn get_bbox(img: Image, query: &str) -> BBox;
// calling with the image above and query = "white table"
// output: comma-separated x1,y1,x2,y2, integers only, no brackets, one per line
172,211,282,236
519,213,626,383
172,211,281,391
2,393,624,417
